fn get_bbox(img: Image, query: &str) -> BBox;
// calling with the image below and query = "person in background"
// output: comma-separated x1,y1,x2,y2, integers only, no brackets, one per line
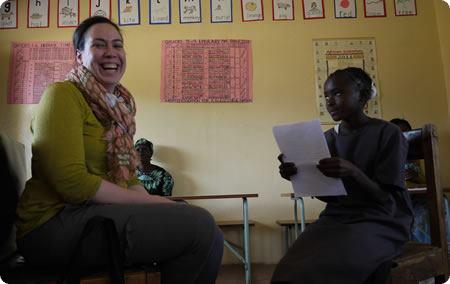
272,67,413,284
15,16,223,284
135,138,174,196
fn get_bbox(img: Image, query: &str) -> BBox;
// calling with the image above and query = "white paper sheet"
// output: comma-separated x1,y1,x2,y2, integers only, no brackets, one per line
273,119,347,197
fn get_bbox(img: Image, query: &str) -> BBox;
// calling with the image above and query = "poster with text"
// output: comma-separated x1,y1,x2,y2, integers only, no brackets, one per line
161,40,253,103
28,0,50,28
90,0,111,18
273,0,294,21
58,0,79,27
8,41,74,104
394,0,416,16
313,38,381,124
241,0,264,21
119,0,140,25
364,0,386,17
334,0,356,18
211,0,232,23
150,0,171,24
302,0,325,19
179,0,201,23
0,0,18,29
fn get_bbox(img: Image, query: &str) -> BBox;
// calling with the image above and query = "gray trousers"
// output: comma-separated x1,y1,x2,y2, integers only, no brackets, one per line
18,202,224,284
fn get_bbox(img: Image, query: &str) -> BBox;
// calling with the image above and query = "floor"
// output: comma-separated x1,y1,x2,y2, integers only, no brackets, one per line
216,264,276,284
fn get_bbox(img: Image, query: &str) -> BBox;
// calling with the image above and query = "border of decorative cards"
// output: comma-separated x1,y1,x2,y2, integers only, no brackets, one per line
0,0,18,29
364,0,386,18
28,0,50,28
211,0,232,23
58,0,79,28
90,0,112,19
302,0,324,20
394,0,417,16
334,0,356,18
179,0,201,24
273,0,294,21
118,0,140,25
150,0,171,24
241,0,264,22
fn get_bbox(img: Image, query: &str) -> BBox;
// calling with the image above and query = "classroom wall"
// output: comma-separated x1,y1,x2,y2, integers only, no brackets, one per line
1,0,449,264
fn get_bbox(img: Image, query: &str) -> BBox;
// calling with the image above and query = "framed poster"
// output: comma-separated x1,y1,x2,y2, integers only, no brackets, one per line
364,0,386,17
302,0,324,19
241,0,264,21
150,0,171,24
118,0,140,25
313,38,381,124
58,0,79,27
334,0,356,18
28,0,49,28
179,0,201,23
394,0,416,16
0,0,18,29
90,0,111,18
273,0,294,21
211,0,232,23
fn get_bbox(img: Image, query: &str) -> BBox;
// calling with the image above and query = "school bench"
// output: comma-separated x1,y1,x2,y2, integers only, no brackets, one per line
169,193,259,284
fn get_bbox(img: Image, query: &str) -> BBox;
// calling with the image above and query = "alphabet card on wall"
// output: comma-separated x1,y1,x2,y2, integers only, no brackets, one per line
211,0,232,23
273,0,294,21
334,0,356,18
364,0,386,17
0,0,17,29
313,38,381,124
241,0,264,21
150,0,171,24
58,0,79,27
90,0,111,19
180,0,201,23
302,0,325,19
394,0,417,16
28,0,49,28
119,0,140,25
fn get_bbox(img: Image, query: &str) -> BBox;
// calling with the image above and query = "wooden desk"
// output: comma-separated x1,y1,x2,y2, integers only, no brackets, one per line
279,193,307,251
169,193,258,284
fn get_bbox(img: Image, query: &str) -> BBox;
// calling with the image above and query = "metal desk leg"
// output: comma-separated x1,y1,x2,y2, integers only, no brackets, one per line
243,197,251,284
293,197,306,239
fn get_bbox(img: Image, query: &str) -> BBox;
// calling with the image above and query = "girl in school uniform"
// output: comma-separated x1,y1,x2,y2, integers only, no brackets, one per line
272,67,413,284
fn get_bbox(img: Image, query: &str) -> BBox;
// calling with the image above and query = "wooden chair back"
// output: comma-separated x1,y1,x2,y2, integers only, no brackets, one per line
391,124,448,283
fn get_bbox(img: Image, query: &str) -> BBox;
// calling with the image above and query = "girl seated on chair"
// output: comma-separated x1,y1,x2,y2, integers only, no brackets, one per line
272,67,413,284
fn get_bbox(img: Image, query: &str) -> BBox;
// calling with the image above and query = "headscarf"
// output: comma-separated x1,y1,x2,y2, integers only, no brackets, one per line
66,64,139,185
135,138,153,152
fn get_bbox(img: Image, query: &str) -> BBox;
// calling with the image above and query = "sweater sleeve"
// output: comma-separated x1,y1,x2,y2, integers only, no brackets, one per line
32,82,101,204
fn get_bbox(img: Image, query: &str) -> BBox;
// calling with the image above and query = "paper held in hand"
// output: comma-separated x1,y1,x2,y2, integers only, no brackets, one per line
272,119,347,197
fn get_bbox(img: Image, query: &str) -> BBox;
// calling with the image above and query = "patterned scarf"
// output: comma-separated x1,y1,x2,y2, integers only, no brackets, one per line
66,64,139,186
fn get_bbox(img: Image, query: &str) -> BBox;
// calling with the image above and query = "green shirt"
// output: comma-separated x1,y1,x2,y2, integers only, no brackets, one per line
16,81,139,238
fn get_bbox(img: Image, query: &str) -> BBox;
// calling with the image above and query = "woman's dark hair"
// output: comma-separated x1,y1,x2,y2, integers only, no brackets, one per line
326,67,373,103
390,118,412,131
73,16,122,52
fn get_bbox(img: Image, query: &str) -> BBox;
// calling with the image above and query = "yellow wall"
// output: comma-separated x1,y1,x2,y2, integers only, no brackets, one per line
1,0,449,264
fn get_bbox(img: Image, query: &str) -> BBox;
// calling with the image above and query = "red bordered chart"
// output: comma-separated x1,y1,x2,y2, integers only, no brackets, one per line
89,0,112,19
57,0,79,28
28,0,50,28
0,0,18,29
273,0,294,21
241,0,264,22
394,0,417,16
302,0,325,20
364,0,386,18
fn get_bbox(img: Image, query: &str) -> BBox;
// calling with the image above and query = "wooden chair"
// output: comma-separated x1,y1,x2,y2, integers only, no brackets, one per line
0,133,160,283
391,124,449,283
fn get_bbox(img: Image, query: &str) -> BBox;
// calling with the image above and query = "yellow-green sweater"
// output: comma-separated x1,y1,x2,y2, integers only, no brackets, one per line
16,81,139,238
